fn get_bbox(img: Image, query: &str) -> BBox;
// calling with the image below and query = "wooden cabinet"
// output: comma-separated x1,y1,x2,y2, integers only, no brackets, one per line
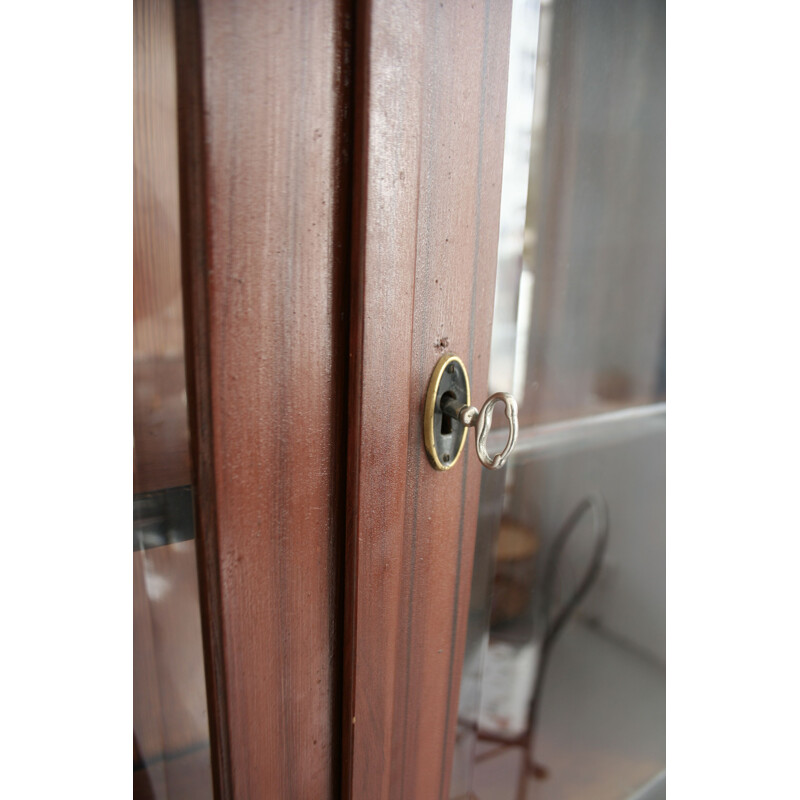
134,1,664,798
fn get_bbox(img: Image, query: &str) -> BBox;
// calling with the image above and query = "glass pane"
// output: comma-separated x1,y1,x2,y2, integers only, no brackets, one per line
451,0,665,797
134,0,213,797
488,0,665,427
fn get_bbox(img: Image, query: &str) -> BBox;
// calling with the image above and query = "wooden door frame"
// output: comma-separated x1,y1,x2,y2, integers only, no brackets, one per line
172,1,512,798
343,2,512,798
175,1,353,797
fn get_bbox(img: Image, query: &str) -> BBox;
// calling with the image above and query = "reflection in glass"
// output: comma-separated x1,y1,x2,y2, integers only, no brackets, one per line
452,0,665,797
133,0,212,797
133,491,213,800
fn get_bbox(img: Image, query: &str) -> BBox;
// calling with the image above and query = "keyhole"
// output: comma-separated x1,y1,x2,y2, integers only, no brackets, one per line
440,391,456,436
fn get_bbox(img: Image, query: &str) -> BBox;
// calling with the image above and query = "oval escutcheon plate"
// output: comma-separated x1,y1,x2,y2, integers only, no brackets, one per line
424,353,471,471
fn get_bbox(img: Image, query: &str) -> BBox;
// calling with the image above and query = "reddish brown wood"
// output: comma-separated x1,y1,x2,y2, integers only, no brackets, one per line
343,2,512,798
175,1,352,798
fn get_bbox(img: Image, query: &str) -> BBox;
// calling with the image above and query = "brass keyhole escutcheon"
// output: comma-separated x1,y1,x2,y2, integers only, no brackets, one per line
423,354,471,471
424,353,519,472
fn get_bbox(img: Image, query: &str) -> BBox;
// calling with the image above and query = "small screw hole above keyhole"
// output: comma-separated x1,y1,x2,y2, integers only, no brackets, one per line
440,391,456,436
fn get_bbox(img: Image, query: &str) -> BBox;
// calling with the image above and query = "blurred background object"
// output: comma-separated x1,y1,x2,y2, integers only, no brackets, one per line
451,0,665,797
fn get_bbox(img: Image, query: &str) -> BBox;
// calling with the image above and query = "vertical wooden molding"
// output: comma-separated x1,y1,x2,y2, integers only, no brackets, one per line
175,1,353,797
342,2,513,798
174,1,230,796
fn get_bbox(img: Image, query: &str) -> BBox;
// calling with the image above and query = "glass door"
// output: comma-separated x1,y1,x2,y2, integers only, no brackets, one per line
137,1,353,797
450,1,665,797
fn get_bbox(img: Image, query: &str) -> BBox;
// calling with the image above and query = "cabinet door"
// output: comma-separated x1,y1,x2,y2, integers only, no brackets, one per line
175,0,353,796
135,1,352,798
343,1,665,799
342,2,513,798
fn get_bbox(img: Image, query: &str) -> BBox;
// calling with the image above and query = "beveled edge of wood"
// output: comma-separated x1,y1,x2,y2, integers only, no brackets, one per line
174,1,232,798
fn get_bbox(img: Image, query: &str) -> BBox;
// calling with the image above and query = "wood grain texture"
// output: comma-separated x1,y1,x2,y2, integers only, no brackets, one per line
342,2,512,798
175,1,353,798
133,0,191,493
